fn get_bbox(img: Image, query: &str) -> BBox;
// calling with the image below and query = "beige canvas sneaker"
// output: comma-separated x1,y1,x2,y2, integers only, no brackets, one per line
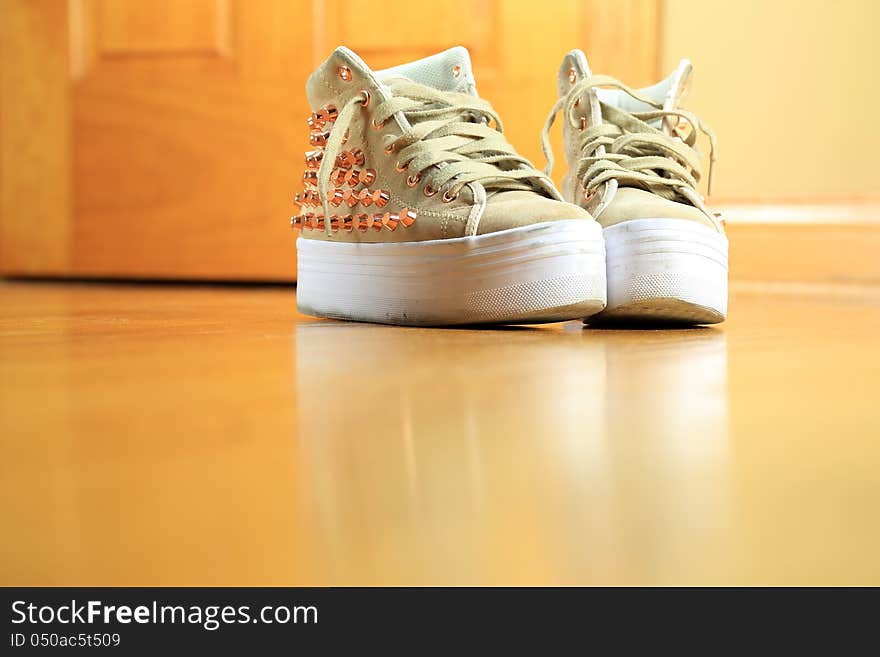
291,46,606,326
543,50,728,325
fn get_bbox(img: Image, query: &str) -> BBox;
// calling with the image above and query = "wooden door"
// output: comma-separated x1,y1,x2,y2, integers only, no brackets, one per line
1,0,658,281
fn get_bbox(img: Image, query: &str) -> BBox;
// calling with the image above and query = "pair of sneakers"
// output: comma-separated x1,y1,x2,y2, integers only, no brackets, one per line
291,47,727,326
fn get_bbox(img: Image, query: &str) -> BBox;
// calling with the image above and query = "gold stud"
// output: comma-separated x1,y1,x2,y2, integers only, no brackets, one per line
344,169,360,187
329,189,345,207
358,189,373,207
302,171,318,186
361,169,376,186
351,148,365,166
343,189,359,208
374,190,390,208
305,149,324,168
382,212,398,231
341,214,353,232
330,168,347,186
356,213,369,232
399,208,417,227
309,131,330,147
338,65,352,81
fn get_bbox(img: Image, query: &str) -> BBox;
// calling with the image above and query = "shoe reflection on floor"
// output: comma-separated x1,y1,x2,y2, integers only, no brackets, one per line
293,321,728,585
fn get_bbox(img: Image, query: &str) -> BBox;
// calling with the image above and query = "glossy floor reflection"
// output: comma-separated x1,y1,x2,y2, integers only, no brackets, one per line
1,282,878,585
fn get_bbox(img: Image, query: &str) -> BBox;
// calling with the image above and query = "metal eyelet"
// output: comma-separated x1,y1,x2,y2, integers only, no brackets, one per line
338,65,352,81
395,161,407,173
406,173,421,187
423,185,437,197
568,67,578,84
359,90,371,107
383,142,396,155
452,64,462,78
441,190,459,203
371,118,384,130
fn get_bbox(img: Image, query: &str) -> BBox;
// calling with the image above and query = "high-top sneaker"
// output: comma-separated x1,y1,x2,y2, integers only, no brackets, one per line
291,46,606,326
542,50,728,325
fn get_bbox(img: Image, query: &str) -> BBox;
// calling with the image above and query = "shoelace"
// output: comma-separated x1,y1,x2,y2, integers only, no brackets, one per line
317,79,553,235
541,74,717,204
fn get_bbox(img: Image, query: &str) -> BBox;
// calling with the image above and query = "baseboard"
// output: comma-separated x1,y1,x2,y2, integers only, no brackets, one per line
720,201,880,286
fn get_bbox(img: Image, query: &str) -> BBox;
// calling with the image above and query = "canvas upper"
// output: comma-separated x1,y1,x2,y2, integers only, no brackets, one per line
292,46,593,243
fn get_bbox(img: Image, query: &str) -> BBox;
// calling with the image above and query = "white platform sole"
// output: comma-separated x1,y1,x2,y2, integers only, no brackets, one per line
297,220,607,326
589,218,728,325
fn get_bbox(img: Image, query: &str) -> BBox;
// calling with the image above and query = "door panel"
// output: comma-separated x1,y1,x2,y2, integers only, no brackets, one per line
70,0,309,280
0,0,71,275
1,0,659,281
98,0,224,54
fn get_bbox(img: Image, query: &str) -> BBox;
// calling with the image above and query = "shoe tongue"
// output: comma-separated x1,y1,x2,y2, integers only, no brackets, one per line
595,59,693,117
375,46,477,95
557,49,592,97
660,59,693,113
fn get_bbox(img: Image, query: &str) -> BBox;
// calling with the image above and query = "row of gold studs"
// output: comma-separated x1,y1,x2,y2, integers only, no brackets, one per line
304,148,366,171
330,167,376,187
294,188,390,209
291,210,417,232
301,168,380,190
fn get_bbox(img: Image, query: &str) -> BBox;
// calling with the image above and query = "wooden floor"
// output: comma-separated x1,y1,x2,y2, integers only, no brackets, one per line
1,280,878,585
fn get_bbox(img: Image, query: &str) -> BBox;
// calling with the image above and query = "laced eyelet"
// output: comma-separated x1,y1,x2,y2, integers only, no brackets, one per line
423,185,437,197
395,161,407,173
442,190,459,203
383,143,396,155
372,118,384,130
359,90,371,107
406,173,421,187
